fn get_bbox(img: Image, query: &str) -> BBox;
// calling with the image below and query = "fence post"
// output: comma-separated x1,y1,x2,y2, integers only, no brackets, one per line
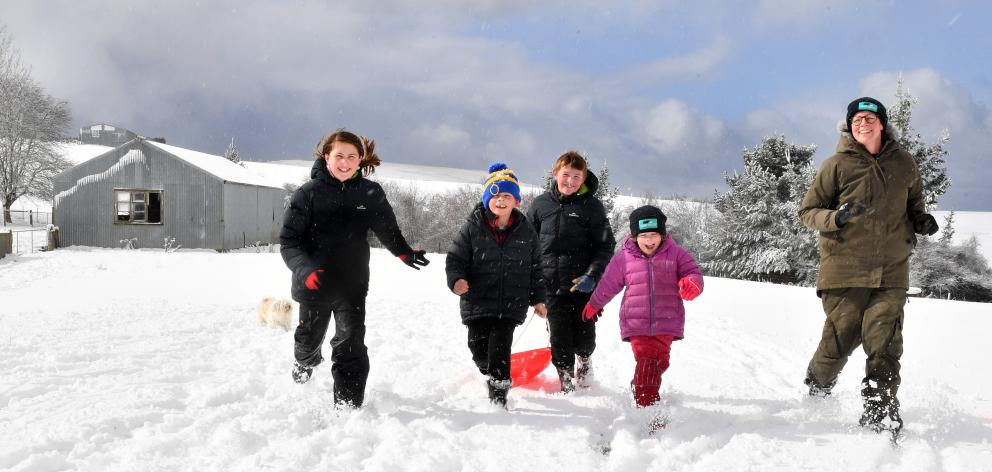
0,231,11,258
48,227,59,250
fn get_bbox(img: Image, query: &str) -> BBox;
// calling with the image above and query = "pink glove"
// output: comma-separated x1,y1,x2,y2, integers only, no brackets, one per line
678,277,702,301
581,303,603,322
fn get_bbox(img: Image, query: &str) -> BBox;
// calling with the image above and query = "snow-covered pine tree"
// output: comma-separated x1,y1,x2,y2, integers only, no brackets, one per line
703,136,819,285
593,162,620,216
939,211,955,246
592,161,623,236
224,137,242,165
888,74,951,209
543,169,554,192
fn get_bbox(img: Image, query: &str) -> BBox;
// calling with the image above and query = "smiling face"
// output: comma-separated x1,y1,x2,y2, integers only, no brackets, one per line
850,110,883,151
487,192,519,219
554,164,586,196
324,141,361,181
635,232,663,257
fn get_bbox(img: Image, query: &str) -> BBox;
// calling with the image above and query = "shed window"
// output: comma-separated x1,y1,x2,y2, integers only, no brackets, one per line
115,189,162,224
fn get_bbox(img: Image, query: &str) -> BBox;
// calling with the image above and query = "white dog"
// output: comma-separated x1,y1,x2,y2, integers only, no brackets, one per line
257,297,294,331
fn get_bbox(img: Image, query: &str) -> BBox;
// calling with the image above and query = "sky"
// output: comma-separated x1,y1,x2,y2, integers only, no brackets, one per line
3,0,991,210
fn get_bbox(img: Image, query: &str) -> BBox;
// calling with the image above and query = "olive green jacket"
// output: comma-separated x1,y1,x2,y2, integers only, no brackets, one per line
799,122,926,291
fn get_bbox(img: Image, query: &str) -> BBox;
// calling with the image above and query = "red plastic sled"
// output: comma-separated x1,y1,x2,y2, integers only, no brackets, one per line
510,347,552,385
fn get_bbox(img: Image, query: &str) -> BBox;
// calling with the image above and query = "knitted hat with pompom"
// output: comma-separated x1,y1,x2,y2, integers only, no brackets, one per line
482,163,522,209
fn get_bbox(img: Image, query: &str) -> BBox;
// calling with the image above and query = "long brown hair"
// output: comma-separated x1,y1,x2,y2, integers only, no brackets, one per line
314,129,382,177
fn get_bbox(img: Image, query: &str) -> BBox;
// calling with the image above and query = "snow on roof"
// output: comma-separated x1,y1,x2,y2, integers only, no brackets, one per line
55,142,115,165
147,140,282,189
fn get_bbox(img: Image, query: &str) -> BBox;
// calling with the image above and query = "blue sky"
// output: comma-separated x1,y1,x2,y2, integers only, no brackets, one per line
4,0,991,210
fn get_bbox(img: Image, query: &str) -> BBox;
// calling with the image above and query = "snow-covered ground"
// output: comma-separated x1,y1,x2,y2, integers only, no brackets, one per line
1,247,990,471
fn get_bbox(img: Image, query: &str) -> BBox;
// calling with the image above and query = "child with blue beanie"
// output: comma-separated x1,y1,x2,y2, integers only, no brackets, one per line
445,163,547,408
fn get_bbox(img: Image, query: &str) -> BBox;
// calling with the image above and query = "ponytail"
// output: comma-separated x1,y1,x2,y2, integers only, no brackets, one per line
358,136,381,177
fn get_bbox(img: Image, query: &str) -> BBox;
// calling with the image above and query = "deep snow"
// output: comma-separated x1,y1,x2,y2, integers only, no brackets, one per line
1,247,990,471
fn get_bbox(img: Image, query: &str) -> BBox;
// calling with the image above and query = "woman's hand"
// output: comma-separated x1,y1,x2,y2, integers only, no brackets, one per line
453,279,469,295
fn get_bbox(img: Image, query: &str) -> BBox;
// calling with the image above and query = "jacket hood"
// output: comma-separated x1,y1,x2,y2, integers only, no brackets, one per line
467,202,525,227
310,158,357,184
553,169,601,201
836,119,903,155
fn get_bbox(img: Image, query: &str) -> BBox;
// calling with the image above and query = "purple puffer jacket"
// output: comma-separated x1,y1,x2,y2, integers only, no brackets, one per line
589,235,703,341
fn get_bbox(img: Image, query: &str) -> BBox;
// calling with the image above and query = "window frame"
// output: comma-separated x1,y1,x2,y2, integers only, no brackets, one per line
113,188,164,225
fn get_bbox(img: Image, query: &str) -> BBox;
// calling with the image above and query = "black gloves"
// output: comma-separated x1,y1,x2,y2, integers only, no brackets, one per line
913,213,939,236
399,249,430,270
835,202,866,227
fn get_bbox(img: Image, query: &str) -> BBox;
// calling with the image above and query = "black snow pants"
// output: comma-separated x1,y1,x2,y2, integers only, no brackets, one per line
547,293,596,375
466,318,517,382
295,298,370,407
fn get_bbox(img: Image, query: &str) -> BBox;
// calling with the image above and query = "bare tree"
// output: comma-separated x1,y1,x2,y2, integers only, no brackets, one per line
0,29,72,223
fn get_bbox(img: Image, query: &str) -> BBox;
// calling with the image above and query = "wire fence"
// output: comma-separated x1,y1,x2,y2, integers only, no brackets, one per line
5,229,50,255
2,209,52,228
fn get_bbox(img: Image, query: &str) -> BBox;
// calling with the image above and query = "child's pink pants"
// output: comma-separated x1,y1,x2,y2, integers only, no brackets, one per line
629,334,675,407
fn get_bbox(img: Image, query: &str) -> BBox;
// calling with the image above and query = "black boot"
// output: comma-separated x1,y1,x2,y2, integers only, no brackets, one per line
860,383,902,434
487,378,511,409
557,368,576,394
292,361,313,384
576,356,593,388
804,372,834,398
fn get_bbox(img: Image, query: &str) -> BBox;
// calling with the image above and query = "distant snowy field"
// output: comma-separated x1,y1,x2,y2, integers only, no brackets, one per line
1,247,990,471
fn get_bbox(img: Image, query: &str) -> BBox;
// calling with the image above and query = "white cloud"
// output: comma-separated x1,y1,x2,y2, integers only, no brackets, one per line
606,37,732,90
637,99,727,155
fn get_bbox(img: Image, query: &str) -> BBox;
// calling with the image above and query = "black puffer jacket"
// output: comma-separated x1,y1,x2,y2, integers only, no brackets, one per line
526,171,616,295
445,204,547,325
280,159,413,303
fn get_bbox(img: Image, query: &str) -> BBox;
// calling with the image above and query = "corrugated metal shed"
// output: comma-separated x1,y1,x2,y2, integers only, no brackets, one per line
53,138,285,251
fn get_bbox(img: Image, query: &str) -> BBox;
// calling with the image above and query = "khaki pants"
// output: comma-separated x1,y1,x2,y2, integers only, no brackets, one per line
806,287,906,402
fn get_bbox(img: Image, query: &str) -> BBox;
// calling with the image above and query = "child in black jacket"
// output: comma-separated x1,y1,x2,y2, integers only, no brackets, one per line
445,163,547,408
280,129,429,408
526,151,615,392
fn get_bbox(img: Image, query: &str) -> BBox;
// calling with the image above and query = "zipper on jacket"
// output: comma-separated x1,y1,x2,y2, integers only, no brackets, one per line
555,203,564,294
647,255,655,336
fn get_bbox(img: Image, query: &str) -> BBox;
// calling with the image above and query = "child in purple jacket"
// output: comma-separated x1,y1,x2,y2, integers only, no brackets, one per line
581,205,703,407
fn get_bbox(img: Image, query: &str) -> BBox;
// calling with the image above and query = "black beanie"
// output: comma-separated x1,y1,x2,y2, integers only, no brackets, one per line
846,97,888,131
629,205,667,237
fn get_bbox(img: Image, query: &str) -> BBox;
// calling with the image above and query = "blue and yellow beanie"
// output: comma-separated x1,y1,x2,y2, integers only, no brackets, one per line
482,163,522,209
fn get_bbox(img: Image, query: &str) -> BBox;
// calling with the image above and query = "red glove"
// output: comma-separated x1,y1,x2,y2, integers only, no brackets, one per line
304,269,325,291
581,303,603,322
678,277,702,301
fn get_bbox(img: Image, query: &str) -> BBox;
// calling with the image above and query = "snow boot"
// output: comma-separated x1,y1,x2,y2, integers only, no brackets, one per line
807,384,833,398
804,371,834,398
860,385,902,435
576,355,593,388
557,368,576,394
292,361,313,384
860,398,902,434
487,378,511,409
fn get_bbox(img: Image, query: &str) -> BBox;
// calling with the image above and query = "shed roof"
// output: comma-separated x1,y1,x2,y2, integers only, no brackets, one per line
147,140,282,189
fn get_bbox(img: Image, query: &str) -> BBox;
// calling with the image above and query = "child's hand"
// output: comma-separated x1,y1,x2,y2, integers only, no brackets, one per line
678,277,702,301
570,275,596,293
533,303,548,318
453,279,469,295
581,303,602,322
